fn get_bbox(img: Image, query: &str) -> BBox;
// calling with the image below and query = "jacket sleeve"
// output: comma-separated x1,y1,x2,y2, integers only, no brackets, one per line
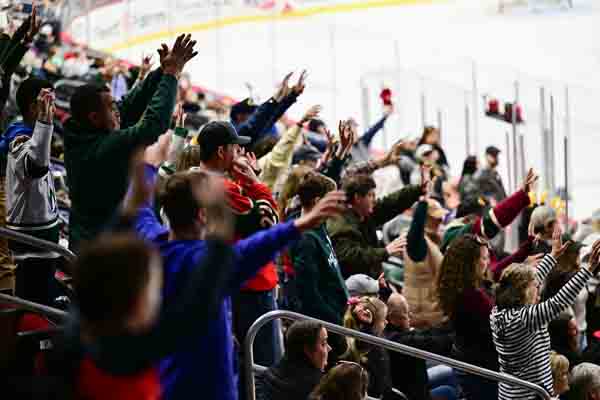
358,115,387,148
319,153,348,185
371,185,422,227
132,164,169,242
0,41,28,111
522,258,593,332
94,74,177,161
294,234,344,324
23,121,53,180
236,98,279,142
258,124,302,190
118,68,165,129
261,92,299,135
406,200,428,263
87,239,237,374
472,189,530,240
328,218,388,278
225,178,279,238
230,220,301,289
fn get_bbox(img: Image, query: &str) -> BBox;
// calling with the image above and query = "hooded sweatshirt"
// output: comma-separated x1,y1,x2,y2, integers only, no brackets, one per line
4,120,59,258
134,164,301,400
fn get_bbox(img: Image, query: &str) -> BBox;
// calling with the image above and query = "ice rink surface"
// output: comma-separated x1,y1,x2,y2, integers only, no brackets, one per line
112,0,600,218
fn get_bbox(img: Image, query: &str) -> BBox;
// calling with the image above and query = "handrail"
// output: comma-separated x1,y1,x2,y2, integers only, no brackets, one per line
0,293,68,320
244,310,552,400
0,227,76,264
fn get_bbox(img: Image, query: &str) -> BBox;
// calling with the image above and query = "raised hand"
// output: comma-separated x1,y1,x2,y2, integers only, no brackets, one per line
301,104,321,124
245,152,260,174
37,88,55,124
144,132,172,167
420,163,433,197
522,168,539,193
294,191,346,231
292,70,308,96
525,253,544,267
138,54,154,81
273,72,293,102
386,235,407,258
232,156,259,183
384,140,407,166
23,7,41,44
588,240,600,274
550,224,569,259
158,34,198,76
173,103,187,128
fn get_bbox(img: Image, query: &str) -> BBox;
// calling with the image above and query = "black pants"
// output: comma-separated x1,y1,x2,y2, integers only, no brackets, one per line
15,257,58,306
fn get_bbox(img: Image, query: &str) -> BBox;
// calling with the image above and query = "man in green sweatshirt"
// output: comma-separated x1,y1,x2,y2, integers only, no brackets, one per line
63,34,197,252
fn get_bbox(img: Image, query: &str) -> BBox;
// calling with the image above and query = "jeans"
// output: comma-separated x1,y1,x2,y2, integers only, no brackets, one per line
15,257,58,306
428,365,458,400
456,369,498,400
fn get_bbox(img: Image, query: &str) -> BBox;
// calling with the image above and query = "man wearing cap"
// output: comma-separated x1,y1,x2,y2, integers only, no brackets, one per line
196,120,282,370
475,145,507,203
346,274,380,297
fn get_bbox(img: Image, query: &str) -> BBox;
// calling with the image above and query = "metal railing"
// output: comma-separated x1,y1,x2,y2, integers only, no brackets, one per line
0,293,68,320
0,227,76,264
244,310,552,400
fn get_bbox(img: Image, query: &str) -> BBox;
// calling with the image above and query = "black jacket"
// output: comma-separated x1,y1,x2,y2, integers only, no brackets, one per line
256,356,323,400
385,324,454,400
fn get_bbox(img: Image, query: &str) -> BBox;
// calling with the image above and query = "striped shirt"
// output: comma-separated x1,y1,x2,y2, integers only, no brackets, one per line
490,254,593,400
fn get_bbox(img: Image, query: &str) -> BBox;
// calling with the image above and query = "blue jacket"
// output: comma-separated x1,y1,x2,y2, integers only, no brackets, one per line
0,121,32,157
134,165,301,400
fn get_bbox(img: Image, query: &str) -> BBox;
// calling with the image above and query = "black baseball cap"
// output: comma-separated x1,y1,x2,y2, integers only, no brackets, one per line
230,98,257,121
292,145,322,165
485,146,501,157
308,118,326,132
197,121,251,152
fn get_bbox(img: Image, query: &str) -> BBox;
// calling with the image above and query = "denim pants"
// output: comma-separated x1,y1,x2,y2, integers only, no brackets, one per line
455,369,498,400
428,365,458,400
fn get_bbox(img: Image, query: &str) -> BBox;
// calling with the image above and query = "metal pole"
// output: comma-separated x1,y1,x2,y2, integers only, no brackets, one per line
564,86,572,219
564,135,569,222
540,87,549,192
360,78,370,130
436,109,443,146
506,131,513,196
519,133,526,184
329,24,337,123
512,81,520,193
420,77,427,130
472,60,479,156
0,293,68,320
393,40,402,132
549,95,556,193
465,101,471,156
0,227,76,264
244,311,553,400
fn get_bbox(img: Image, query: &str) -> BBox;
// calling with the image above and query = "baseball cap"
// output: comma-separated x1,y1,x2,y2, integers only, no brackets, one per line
456,196,490,219
415,144,434,161
485,146,501,157
426,198,449,220
292,145,321,165
230,98,257,121
345,274,379,297
308,118,326,133
197,121,251,153
529,206,557,233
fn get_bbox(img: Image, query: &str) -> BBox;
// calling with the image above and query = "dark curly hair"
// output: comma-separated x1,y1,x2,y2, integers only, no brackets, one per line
341,174,376,203
437,234,486,318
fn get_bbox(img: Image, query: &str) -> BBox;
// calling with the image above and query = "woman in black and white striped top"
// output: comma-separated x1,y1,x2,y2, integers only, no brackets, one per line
490,227,600,400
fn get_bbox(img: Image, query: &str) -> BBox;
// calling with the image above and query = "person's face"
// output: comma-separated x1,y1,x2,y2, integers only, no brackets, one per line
220,143,241,172
90,92,120,131
478,245,490,277
351,190,376,219
127,254,163,334
305,328,331,371
424,129,440,145
389,296,411,330
543,220,557,240
486,153,499,168
554,367,569,395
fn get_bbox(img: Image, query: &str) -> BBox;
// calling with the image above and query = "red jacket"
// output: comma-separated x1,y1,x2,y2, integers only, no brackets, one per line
224,177,279,291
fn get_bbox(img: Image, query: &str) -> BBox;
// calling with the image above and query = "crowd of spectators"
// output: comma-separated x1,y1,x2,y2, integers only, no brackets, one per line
2,3,600,400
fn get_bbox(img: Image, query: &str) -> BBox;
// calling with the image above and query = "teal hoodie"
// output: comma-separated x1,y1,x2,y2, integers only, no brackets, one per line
63,69,177,251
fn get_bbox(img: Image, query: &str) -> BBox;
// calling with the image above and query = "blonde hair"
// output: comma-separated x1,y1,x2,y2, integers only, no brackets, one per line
496,263,536,309
550,351,570,394
342,297,387,364
278,165,313,219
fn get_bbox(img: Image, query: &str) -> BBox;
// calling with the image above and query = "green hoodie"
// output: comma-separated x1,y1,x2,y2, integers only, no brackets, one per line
64,69,177,251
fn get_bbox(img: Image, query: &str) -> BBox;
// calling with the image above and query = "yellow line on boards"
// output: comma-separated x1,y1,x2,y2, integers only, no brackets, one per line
101,0,443,53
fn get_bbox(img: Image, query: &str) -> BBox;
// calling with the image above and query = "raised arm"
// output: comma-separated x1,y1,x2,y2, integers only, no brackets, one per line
406,200,428,263
371,185,423,227
358,113,388,149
